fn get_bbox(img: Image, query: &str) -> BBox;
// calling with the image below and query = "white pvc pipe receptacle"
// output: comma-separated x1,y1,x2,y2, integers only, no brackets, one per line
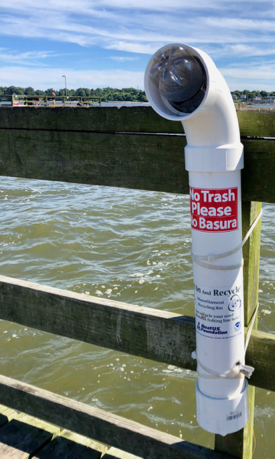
144,43,249,436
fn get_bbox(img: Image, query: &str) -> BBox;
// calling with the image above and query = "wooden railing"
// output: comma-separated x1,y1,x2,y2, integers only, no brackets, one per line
0,105,274,458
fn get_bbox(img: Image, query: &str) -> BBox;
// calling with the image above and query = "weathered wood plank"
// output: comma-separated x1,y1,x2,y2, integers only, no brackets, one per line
32,434,101,459
16,412,60,437
0,414,8,429
102,447,142,458
237,108,275,138
239,202,261,459
0,275,197,373
0,404,19,426
242,202,262,325
59,429,108,455
0,418,52,458
0,129,188,195
244,328,275,390
0,404,109,458
215,202,262,458
0,275,274,392
1,127,275,202
1,106,275,137
58,429,108,457
241,140,275,203
0,374,233,459
0,106,183,134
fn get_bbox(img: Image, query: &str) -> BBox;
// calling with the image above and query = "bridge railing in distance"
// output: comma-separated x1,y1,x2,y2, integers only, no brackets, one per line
1,94,102,106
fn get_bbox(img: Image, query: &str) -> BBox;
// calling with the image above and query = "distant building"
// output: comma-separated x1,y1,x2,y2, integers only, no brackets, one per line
253,96,262,103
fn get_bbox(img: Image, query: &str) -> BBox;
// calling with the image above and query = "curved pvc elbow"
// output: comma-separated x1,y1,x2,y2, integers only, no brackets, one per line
145,44,248,436
144,44,243,172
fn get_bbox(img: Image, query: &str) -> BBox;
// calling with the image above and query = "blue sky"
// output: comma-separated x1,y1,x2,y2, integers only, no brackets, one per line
1,0,275,91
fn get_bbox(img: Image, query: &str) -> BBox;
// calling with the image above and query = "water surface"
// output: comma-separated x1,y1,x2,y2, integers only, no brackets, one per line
0,177,274,456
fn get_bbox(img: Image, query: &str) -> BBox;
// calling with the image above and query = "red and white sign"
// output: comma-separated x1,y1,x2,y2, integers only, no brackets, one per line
190,187,238,232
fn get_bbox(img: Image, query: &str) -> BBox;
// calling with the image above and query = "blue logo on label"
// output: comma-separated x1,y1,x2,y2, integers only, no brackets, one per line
234,321,241,331
228,294,241,312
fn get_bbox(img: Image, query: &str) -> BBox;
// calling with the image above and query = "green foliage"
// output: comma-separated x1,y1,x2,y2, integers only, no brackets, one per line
2,86,275,104
0,86,24,95
0,86,148,102
24,87,35,95
231,89,273,100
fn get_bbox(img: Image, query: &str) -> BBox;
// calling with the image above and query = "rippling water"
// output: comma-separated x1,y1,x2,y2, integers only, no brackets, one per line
1,177,274,457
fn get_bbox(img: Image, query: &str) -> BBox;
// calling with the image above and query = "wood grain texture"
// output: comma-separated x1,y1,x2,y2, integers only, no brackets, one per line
0,106,182,133
0,275,197,373
103,447,142,458
242,139,275,203
1,106,275,136
0,418,52,458
242,202,262,325
1,107,275,202
215,202,262,458
0,375,233,459
0,129,188,194
32,434,101,459
0,404,108,459
0,275,274,392
1,130,275,201
237,108,275,138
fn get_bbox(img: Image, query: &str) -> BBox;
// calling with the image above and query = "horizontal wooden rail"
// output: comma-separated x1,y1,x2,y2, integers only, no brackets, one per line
0,275,196,372
1,107,275,202
2,106,177,133
0,375,231,459
0,275,274,392
0,129,188,194
1,106,275,136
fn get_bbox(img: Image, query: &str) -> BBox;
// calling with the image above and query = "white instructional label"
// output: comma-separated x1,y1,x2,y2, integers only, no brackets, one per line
194,283,243,339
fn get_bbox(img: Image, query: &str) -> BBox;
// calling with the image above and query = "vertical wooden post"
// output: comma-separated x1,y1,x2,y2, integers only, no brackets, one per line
214,201,262,458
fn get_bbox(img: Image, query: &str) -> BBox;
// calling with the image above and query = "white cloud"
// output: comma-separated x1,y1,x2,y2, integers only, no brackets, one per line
207,44,275,61
110,56,138,62
2,1,273,53
223,66,275,81
1,0,275,63
106,42,161,55
221,62,275,91
1,0,224,13
0,50,65,66
205,17,275,33
1,1,275,91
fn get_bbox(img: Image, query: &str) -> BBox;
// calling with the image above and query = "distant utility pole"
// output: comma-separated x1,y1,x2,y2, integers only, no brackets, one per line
62,75,67,96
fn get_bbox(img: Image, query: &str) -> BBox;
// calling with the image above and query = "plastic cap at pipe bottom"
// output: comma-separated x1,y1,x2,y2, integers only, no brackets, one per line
195,379,249,436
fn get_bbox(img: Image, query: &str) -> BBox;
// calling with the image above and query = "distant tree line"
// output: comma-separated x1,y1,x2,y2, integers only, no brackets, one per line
231,89,275,100
2,86,275,103
0,86,148,102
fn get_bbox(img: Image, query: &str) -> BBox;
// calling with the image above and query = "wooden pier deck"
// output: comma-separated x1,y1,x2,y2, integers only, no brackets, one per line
0,404,139,458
